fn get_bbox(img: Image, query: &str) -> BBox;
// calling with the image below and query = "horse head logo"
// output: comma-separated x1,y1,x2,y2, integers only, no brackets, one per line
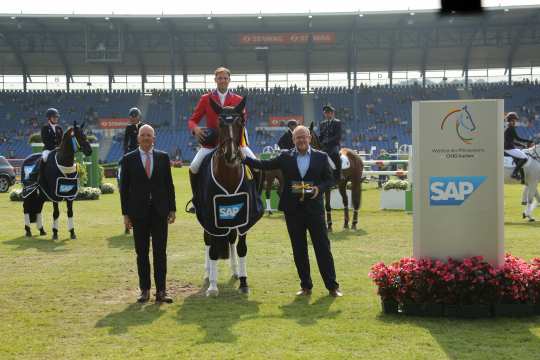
440,105,478,145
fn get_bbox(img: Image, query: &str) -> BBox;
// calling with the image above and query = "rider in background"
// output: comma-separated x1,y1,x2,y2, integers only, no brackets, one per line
123,107,145,154
319,104,342,181
277,119,298,150
504,112,532,181
41,108,63,162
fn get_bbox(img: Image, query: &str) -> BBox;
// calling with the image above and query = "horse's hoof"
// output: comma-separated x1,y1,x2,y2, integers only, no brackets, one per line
238,286,250,295
70,233,77,240
206,288,219,297
231,274,239,280
343,224,349,230
52,234,58,240
522,202,528,206
124,229,130,235
327,227,333,233
529,218,536,222
25,231,32,237
351,224,357,230
39,228,47,236
523,212,527,219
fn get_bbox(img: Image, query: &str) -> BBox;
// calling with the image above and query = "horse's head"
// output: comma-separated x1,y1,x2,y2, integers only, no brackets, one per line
308,122,321,150
65,121,92,156
210,97,246,166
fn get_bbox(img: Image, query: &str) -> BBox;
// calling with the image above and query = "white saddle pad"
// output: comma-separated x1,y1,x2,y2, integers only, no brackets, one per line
341,154,351,170
504,156,515,169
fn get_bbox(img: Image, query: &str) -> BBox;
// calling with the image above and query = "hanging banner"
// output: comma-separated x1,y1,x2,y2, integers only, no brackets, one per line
99,118,130,129
239,32,336,45
268,115,304,127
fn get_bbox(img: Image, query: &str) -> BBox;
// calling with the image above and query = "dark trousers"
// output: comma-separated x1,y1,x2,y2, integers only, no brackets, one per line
131,205,168,292
284,209,339,291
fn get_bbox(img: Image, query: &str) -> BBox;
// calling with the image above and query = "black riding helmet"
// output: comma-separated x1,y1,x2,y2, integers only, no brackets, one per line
46,108,60,119
128,107,141,117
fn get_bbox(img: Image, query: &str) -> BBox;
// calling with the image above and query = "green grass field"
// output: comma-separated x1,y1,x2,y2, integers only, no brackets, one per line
1,168,540,359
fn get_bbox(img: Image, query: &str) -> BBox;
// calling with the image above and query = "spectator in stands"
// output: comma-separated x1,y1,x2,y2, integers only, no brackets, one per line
123,107,145,154
277,119,298,150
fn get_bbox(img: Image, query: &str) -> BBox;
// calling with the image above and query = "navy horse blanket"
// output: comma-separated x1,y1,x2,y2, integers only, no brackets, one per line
194,151,264,237
21,150,79,202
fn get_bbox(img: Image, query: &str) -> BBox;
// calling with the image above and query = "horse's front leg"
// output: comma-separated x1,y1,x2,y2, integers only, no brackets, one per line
206,234,221,297
52,202,60,240
67,200,76,239
237,234,249,294
325,190,333,232
338,181,349,229
524,181,539,222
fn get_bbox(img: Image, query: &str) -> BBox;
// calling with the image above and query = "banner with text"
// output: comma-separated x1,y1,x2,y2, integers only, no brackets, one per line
99,118,130,129
268,115,304,127
412,100,504,266
239,33,336,45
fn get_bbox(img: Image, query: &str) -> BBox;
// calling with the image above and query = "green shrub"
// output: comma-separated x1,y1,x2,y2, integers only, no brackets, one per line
76,187,101,200
383,179,409,191
100,183,115,194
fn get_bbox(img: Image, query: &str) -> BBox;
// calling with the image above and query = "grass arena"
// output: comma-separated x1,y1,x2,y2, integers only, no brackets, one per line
1,168,540,359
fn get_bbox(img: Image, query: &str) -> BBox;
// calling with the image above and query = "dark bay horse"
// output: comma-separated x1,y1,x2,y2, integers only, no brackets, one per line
22,122,92,239
198,97,257,296
309,123,364,231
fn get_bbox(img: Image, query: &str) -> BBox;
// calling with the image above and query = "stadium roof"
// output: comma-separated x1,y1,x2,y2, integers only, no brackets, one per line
0,6,539,81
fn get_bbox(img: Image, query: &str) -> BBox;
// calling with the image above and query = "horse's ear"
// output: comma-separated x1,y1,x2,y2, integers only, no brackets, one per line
73,120,78,128
234,96,246,114
309,122,314,132
209,97,222,115
80,122,86,129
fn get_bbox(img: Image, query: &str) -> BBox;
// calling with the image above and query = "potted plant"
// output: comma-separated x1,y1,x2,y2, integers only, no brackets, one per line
380,180,409,210
369,262,400,314
493,254,534,317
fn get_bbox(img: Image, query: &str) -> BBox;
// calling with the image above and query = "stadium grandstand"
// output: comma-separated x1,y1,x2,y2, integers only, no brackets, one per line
0,6,540,162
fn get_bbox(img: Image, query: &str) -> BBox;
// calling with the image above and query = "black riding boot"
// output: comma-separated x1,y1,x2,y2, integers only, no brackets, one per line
512,158,527,181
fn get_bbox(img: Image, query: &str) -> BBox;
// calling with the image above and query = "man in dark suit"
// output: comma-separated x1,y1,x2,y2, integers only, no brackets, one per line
41,108,63,161
123,107,145,154
277,119,298,150
120,124,176,303
319,104,342,180
243,125,342,297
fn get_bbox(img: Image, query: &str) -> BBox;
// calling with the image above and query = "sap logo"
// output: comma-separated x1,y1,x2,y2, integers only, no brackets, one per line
219,203,244,220
429,176,486,206
59,184,76,193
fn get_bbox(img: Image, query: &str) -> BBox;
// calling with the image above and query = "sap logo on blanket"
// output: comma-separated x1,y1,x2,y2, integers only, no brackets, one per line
59,184,76,193
218,203,244,220
429,176,486,206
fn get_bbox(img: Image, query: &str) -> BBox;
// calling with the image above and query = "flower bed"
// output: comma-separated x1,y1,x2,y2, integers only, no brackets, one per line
369,254,540,317
383,179,409,191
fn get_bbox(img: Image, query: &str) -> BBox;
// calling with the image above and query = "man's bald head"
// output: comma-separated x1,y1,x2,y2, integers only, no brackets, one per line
292,125,309,139
138,124,155,137
138,124,155,151
292,125,311,154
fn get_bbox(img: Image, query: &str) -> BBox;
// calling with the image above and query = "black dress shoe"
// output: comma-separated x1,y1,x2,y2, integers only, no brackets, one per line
329,288,343,297
295,288,312,296
137,289,150,303
156,291,173,303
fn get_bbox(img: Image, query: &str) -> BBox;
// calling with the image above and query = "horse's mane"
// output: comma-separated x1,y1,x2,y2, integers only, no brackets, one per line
340,148,363,168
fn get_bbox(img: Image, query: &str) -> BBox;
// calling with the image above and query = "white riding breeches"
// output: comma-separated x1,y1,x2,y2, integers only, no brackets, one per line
505,149,528,160
189,146,256,174
42,150,51,162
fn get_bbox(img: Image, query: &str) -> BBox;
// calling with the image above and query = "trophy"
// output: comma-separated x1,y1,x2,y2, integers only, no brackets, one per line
291,181,315,201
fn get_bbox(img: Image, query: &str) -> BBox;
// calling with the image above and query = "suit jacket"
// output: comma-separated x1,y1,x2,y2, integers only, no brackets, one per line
277,130,294,150
244,148,334,215
319,119,342,154
123,122,145,154
41,124,63,151
120,149,176,219
187,90,247,148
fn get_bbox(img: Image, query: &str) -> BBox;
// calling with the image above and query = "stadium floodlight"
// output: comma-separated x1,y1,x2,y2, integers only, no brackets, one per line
257,14,263,20
504,8,509,12
410,12,415,16
207,16,212,20
358,13,364,17
10,16,16,20
64,16,69,20
156,17,161,21
105,17,110,21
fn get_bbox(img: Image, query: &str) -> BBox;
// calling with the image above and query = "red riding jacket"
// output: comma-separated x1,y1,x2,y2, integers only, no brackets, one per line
187,90,248,148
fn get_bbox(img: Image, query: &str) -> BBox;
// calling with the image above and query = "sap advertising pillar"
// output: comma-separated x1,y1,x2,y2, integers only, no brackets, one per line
412,100,504,266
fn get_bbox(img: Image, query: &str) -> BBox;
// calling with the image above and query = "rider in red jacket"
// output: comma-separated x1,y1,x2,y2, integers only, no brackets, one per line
188,67,254,171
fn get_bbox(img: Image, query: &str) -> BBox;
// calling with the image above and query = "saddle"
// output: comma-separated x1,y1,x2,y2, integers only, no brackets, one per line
193,150,263,237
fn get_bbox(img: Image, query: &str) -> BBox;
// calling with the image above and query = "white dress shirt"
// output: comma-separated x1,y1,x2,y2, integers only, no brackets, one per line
138,147,154,176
